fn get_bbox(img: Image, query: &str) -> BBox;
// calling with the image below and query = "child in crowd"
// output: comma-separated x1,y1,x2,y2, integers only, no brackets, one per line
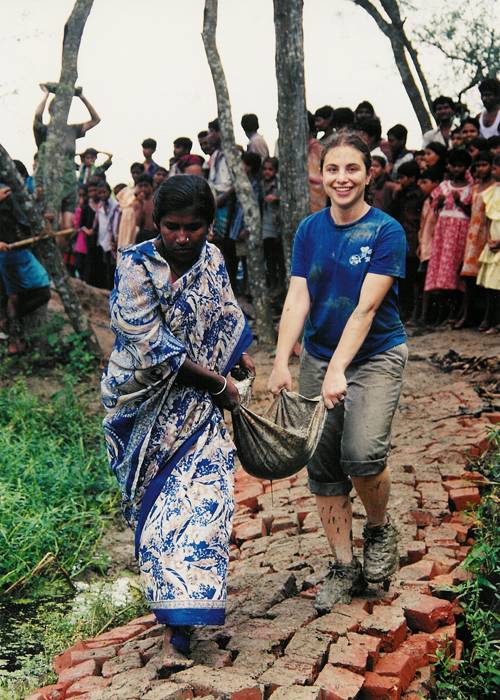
369,155,395,212
424,149,472,325
86,180,119,290
450,128,464,149
423,142,447,179
153,167,169,190
391,160,424,321
488,136,500,157
467,138,489,162
456,152,494,328
476,153,500,333
414,150,427,173
416,167,441,324
460,118,480,144
261,157,285,294
134,175,156,243
78,176,100,284
72,184,88,280
229,151,262,298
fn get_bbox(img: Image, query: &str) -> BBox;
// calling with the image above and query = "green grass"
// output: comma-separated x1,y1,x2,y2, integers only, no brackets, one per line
432,425,500,699
0,378,119,594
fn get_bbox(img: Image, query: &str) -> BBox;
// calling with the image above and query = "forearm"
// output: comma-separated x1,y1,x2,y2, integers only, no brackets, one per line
328,306,376,372
80,95,100,122
34,95,49,119
177,357,226,393
274,298,308,367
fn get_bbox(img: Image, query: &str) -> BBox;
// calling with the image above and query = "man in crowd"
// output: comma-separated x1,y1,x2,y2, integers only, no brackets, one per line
134,175,156,243
422,96,456,147
142,138,160,176
169,137,193,176
314,106,335,147
477,78,500,139
387,124,414,178
241,113,269,160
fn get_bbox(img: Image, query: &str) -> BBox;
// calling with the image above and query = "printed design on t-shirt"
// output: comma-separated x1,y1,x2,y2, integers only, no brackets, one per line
349,246,372,266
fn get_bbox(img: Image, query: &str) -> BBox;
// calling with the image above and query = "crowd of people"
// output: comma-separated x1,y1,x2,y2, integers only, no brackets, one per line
0,77,499,355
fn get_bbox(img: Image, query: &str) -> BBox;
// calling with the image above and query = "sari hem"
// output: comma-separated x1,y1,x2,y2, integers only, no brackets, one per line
152,607,225,626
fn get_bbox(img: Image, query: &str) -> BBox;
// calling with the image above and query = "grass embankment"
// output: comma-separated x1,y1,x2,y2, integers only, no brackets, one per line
0,379,118,595
433,426,500,699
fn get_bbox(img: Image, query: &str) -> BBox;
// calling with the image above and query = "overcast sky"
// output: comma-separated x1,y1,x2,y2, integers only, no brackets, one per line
0,0,487,183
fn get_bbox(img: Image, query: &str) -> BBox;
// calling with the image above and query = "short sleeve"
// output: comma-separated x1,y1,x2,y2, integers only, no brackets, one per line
290,220,309,277
369,218,407,279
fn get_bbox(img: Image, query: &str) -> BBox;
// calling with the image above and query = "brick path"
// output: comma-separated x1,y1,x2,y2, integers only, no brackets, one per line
27,334,498,700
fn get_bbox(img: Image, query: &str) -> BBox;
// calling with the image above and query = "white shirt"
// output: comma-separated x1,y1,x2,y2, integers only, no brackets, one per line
479,110,500,139
208,150,232,195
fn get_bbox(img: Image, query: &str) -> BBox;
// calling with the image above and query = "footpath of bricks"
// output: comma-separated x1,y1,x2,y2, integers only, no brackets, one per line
26,340,498,700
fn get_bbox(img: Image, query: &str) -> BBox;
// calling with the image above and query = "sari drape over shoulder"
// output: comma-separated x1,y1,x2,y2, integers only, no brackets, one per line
101,240,252,626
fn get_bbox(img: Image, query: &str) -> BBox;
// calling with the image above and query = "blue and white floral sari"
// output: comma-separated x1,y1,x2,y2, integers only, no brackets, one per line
101,240,252,626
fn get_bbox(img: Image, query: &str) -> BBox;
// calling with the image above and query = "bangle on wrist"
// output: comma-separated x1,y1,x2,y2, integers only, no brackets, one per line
210,376,227,396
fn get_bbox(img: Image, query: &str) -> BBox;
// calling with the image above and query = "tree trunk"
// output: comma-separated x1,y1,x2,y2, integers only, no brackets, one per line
352,0,433,132
273,0,310,270
0,143,101,355
202,0,275,345
37,0,100,353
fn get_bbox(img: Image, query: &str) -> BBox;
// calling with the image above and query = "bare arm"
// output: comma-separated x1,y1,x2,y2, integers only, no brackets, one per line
78,93,101,133
321,273,394,408
268,276,310,394
33,85,50,130
177,358,240,411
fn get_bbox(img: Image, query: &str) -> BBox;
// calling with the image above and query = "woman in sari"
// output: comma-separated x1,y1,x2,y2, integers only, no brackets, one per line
101,175,254,660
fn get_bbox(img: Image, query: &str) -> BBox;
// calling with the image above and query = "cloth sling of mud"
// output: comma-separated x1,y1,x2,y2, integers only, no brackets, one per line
232,389,326,481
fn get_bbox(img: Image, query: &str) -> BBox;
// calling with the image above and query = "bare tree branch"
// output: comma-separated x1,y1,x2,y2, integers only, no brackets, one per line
351,0,432,132
201,0,275,345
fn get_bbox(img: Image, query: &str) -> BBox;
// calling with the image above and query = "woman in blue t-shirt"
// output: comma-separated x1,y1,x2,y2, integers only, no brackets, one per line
268,131,408,612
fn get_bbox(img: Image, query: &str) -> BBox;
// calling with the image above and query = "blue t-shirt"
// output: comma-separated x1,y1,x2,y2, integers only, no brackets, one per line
291,207,406,363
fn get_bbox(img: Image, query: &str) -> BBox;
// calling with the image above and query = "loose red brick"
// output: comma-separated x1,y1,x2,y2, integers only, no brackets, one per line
395,592,454,633
446,522,470,543
271,514,298,534
65,676,112,697
101,651,143,677
307,611,359,638
451,639,464,671
259,657,317,688
375,651,418,691
233,518,265,542
427,623,457,659
171,665,263,699
58,659,98,684
406,541,427,564
92,623,148,643
53,642,86,674
315,664,365,699
69,645,117,668
398,633,432,668
449,487,481,511
328,637,369,674
361,671,401,699
441,479,471,493
25,685,69,700
346,632,382,669
398,560,436,582
358,606,408,652
234,482,264,509
421,553,456,576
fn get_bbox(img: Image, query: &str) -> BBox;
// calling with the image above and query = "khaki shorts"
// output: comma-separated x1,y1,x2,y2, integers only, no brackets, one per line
299,343,408,496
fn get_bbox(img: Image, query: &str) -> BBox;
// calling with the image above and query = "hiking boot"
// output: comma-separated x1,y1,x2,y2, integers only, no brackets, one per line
315,557,367,613
363,517,399,583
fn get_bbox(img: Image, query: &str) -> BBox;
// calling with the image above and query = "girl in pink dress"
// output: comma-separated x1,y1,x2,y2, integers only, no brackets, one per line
424,149,472,324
